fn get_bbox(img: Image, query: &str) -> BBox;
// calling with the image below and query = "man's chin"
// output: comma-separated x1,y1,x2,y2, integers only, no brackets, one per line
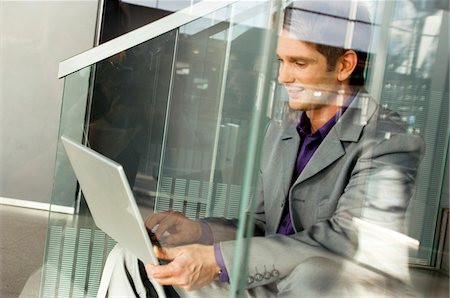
288,99,309,111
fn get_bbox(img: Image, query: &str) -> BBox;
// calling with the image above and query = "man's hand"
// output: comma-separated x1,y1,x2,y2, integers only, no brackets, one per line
145,245,220,291
145,211,202,246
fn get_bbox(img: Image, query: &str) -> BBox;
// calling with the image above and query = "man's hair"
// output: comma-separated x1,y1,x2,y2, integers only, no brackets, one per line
283,1,372,87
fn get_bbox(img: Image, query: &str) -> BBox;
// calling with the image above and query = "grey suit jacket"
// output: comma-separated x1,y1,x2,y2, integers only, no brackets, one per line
208,91,424,290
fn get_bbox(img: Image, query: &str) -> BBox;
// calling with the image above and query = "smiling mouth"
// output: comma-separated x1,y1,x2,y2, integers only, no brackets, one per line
285,86,305,92
285,86,305,99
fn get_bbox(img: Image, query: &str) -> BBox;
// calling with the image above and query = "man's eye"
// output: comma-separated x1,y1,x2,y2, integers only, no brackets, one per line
295,62,306,67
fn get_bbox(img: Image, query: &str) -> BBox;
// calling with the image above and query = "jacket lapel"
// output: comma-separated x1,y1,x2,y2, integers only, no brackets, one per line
293,92,377,186
294,128,345,185
280,122,300,199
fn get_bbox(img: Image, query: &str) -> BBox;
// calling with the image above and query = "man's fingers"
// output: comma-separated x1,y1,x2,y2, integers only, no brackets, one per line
146,261,191,289
145,212,170,230
146,244,217,291
145,263,177,280
154,246,179,260
153,246,167,259
153,218,179,239
147,211,185,239
163,234,188,245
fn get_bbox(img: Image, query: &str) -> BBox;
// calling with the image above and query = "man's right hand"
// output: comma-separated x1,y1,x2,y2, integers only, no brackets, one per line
145,211,202,246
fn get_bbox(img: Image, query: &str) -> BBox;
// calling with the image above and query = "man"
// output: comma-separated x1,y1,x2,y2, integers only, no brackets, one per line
113,1,424,297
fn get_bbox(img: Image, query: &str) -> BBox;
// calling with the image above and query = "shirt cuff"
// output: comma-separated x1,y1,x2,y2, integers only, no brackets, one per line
198,221,214,245
214,243,230,283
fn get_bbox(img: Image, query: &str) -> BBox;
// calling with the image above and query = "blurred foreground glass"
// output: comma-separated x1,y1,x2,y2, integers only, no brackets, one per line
42,1,281,296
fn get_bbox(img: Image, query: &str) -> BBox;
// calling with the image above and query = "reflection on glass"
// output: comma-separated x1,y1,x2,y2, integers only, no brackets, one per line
44,1,278,296
155,1,275,221
376,0,448,266
87,30,177,202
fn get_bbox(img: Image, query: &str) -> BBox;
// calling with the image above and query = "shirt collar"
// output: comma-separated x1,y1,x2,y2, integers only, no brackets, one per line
297,91,357,139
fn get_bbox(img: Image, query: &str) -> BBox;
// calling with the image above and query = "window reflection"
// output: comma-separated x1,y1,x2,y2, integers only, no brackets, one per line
88,32,177,203
376,0,448,267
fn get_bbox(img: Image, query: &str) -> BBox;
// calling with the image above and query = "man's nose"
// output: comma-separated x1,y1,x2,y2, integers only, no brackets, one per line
278,64,294,84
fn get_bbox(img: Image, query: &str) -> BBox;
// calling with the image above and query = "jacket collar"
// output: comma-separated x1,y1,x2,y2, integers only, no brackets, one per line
335,91,377,142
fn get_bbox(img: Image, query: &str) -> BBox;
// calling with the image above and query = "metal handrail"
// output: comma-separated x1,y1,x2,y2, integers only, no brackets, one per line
58,0,238,78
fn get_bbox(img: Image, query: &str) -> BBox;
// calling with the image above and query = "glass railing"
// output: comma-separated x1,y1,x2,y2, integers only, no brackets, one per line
42,1,281,297
42,0,449,297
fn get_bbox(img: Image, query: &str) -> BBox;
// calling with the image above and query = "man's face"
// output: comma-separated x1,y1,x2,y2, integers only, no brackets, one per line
276,33,341,111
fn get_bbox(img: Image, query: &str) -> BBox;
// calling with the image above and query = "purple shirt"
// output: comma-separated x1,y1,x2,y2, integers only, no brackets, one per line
276,111,338,235
198,222,231,282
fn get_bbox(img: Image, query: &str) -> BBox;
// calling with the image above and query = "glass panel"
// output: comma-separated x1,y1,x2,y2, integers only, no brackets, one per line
42,30,178,297
153,0,279,292
43,1,279,296
367,0,449,266
87,30,177,205
41,67,106,297
50,67,92,210
252,0,447,296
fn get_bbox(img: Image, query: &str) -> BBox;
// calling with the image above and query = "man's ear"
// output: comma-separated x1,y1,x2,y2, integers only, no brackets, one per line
337,50,358,82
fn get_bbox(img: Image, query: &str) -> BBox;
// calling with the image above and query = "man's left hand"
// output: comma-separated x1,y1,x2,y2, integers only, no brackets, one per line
145,244,220,291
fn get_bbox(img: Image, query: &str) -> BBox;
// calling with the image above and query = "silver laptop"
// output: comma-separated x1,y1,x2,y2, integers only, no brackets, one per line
61,135,161,269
